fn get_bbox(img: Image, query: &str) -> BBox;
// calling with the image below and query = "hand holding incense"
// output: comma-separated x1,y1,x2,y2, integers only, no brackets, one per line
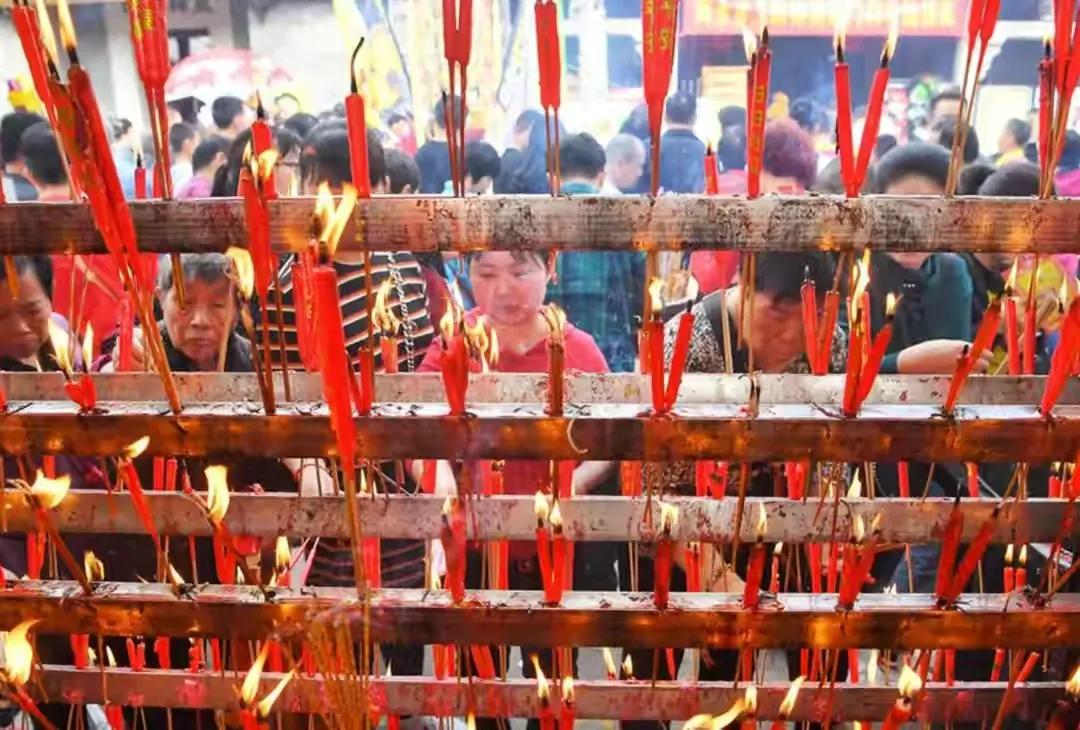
653,503,678,609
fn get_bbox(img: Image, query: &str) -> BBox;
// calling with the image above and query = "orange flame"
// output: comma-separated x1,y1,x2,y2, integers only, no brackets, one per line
561,676,574,703
549,500,564,532
241,641,271,706
275,537,291,572
755,502,767,540
205,465,230,524
319,184,358,258
897,663,923,698
883,10,900,64
743,685,757,714
372,280,401,335
33,0,60,68
622,654,634,679
741,27,757,63
711,699,747,729
55,0,77,52
84,550,105,582
81,324,94,371
602,648,617,677
439,302,461,344
3,620,36,685
1006,260,1019,293
847,471,863,499
30,470,71,510
542,304,567,344
1018,544,1027,566
779,676,805,716
534,491,550,523
647,278,664,317
531,654,550,701
885,292,898,319
106,646,117,668
660,503,679,534
1067,663,1080,699
123,436,151,460
257,670,295,717
226,247,256,300
48,319,72,376
256,150,279,187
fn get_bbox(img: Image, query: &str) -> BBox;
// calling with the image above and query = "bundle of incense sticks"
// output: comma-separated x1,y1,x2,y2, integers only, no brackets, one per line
641,0,679,195
442,0,472,196
40,0,182,413
124,0,185,302
535,0,562,194
944,0,1001,195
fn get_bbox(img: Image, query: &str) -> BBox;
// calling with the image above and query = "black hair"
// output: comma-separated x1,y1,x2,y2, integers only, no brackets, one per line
875,142,951,192
192,136,229,172
495,110,557,194
930,87,963,116
465,141,500,184
387,112,411,127
273,126,302,159
934,116,979,163
212,96,245,130
465,250,547,269
1004,118,1032,147
384,148,420,193
433,95,464,131
1,111,46,164
211,129,252,197
168,122,197,154
664,90,697,125
873,134,897,161
755,251,835,303
789,97,825,134
619,104,651,142
17,122,66,187
813,157,877,194
299,121,386,190
978,161,1049,197
718,124,746,171
0,255,52,298
718,105,746,130
957,161,995,195
559,132,605,180
282,113,319,140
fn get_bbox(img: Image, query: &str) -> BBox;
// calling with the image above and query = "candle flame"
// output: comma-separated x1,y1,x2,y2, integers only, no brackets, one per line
743,685,757,714
429,570,441,592
1018,544,1027,566
275,536,291,572
660,503,679,533
832,0,851,53
549,500,564,531
741,26,757,63
779,676,805,716
464,316,498,371
869,512,883,535
852,514,866,543
561,676,574,703
847,471,862,499
648,278,664,316
315,183,358,258
711,699,747,729
1067,663,1080,698
256,150,279,187
466,714,476,730
885,292,897,319
883,11,899,64
78,325,93,375
55,0,77,52
314,183,334,233
773,541,783,556
755,501,767,540
84,550,105,582
49,319,72,375
851,250,871,318
257,669,295,717
439,303,461,344
622,654,634,678
441,495,454,518
205,465,230,524
1006,260,1019,293
372,280,401,336
1004,543,1014,564
241,641,271,705
226,247,256,301
542,304,567,343
602,648,617,677
534,490,550,522
33,0,60,68
168,562,186,586
106,646,116,667
897,663,923,698
3,620,37,686
531,654,550,700
30,470,71,509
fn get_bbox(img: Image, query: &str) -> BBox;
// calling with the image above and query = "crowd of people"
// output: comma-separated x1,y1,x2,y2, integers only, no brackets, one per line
0,84,1076,728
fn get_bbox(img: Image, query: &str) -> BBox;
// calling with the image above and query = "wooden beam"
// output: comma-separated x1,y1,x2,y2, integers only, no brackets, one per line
31,668,1065,723
2,195,1080,254
0,402,1076,460
2,372,1074,407
9,492,1073,544
2,582,1078,648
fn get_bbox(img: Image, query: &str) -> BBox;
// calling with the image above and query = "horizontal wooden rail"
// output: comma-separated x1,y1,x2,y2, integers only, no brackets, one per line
2,583,1077,648
2,195,1080,253
1,372,1074,407
31,668,1066,723
0,402,1076,460
9,492,1073,544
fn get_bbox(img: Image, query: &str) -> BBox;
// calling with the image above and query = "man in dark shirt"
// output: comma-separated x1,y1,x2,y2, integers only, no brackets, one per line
658,90,705,193
1,111,45,201
414,96,456,193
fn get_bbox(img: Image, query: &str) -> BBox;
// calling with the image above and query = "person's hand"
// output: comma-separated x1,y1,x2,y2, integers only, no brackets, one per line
896,339,991,374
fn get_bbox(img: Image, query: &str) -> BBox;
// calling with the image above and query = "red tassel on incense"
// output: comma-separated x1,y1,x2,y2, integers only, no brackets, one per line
833,35,856,197
346,41,373,198
654,505,677,609
664,303,695,409
941,508,999,604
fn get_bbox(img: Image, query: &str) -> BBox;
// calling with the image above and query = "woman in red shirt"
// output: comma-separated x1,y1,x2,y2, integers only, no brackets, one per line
417,251,615,729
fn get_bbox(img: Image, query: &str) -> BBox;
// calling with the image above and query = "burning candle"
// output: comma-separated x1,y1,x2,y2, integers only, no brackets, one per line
664,302,696,410
439,305,470,415
1003,543,1015,592
881,664,923,730
603,648,618,680
1050,462,1063,498
560,676,575,729
853,23,898,193
654,503,678,609
533,656,556,730
48,320,97,413
839,513,882,609
704,144,719,195
854,292,897,409
833,24,856,197
255,670,295,727
372,279,401,374
1047,665,1080,730
240,642,270,730
622,654,634,680
550,500,567,604
250,102,276,198
345,40,372,198
941,507,1000,605
646,278,666,413
739,686,757,730
743,503,768,609
2,621,56,730
770,677,804,730
842,254,871,416
1016,544,1028,587
275,536,292,589
543,304,567,415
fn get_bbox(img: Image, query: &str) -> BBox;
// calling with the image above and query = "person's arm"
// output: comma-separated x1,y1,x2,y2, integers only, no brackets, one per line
571,461,614,495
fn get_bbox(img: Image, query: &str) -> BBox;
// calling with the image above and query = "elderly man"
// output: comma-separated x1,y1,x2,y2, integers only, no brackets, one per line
602,133,645,194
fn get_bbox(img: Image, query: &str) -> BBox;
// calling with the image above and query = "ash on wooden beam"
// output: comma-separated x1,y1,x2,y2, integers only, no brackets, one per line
3,582,1079,649
32,668,1064,723
2,372,1075,407
3,195,1080,254
0,402,1077,461
9,492,1072,544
